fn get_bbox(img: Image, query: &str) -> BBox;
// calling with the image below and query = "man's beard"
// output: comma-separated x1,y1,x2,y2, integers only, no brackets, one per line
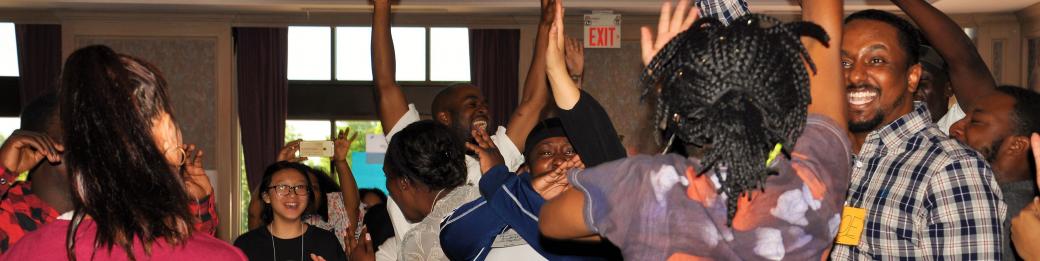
983,137,1005,163
849,113,885,133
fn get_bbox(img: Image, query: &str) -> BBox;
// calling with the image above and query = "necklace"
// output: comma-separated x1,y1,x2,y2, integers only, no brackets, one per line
268,224,305,261
429,189,447,214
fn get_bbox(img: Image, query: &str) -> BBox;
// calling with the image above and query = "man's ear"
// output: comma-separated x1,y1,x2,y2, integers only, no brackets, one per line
907,63,923,94
1005,136,1032,157
436,111,452,126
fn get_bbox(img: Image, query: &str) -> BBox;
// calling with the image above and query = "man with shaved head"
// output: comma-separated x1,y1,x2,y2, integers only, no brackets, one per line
368,0,554,258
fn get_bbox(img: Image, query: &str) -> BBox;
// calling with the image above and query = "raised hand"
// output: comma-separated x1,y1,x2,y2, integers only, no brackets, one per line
277,140,306,163
541,0,558,26
564,37,585,79
0,130,63,173
465,128,505,174
545,0,568,78
182,144,212,199
333,129,359,162
533,155,583,200
347,227,376,261
640,0,699,67
1032,133,1039,188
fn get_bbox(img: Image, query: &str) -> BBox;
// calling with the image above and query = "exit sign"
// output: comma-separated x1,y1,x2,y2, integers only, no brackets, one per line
584,12,621,49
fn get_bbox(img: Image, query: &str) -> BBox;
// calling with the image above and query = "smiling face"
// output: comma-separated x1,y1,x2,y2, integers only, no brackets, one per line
527,137,577,178
841,19,921,133
949,93,1017,162
437,85,490,140
263,169,311,223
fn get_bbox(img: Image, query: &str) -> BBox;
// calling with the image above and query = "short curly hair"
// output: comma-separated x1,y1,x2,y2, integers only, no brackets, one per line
384,120,467,190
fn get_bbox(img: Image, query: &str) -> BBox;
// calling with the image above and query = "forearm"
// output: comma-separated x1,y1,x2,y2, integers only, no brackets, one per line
189,194,218,235
801,0,847,130
372,1,408,134
893,0,995,109
539,187,595,240
335,159,360,227
507,22,553,150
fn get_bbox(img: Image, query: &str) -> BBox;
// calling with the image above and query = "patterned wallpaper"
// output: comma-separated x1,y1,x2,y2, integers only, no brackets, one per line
583,41,660,154
75,37,219,165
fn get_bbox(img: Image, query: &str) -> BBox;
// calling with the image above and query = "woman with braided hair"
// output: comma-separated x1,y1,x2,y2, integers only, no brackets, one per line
538,0,850,260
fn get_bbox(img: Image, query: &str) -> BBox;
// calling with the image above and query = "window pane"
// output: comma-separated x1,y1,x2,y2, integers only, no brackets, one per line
288,26,331,80
0,117,18,145
336,27,373,81
391,27,426,81
430,28,470,82
0,23,18,77
334,121,387,193
285,120,332,171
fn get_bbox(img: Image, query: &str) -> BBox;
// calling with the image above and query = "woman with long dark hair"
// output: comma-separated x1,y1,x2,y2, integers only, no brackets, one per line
0,45,244,260
234,161,346,261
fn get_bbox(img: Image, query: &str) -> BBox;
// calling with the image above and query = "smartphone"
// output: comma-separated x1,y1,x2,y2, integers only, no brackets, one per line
299,140,334,157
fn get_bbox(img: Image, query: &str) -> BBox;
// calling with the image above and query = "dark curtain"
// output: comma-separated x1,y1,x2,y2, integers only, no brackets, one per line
15,24,62,109
235,27,288,190
469,29,520,129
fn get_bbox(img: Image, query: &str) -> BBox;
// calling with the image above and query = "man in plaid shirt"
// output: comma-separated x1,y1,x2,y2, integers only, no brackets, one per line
830,9,1006,260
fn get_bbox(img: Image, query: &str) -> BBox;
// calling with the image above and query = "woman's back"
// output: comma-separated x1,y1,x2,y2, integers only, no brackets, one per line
4,218,244,260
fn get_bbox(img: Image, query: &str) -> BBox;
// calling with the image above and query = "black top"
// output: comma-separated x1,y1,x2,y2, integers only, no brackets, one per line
362,203,395,251
234,224,346,261
557,90,627,167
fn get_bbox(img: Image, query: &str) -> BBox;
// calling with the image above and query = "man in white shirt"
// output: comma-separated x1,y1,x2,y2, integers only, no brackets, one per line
368,0,552,259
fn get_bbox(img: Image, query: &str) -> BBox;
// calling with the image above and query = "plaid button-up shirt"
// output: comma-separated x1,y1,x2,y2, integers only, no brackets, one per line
830,103,1006,260
696,0,749,25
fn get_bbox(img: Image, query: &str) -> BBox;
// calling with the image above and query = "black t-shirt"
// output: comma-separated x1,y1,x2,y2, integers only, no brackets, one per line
233,224,346,261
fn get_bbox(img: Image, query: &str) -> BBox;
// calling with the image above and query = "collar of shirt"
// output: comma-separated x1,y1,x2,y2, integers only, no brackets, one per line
860,102,933,155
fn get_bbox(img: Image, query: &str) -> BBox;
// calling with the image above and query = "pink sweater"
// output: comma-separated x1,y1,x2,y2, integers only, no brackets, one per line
2,218,245,260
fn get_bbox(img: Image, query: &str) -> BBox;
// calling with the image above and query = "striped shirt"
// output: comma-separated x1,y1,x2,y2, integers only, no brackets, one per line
830,102,1006,260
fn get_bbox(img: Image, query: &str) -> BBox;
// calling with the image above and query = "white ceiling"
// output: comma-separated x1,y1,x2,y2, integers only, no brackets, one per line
0,0,1036,14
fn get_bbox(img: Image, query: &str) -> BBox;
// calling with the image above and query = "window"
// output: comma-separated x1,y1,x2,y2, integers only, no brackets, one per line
0,117,18,144
288,27,332,81
282,119,388,193
430,28,471,82
0,23,18,77
0,22,19,142
285,120,333,172
289,25,470,83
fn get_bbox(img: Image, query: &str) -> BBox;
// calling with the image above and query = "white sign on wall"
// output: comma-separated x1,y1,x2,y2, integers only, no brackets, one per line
584,11,621,49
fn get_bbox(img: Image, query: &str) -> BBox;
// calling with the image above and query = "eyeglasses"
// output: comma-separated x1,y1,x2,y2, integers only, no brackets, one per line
267,184,311,197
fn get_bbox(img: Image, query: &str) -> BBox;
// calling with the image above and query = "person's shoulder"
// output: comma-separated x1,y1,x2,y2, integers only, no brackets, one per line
186,233,247,260
307,224,339,239
2,219,69,257
919,126,989,169
233,227,267,246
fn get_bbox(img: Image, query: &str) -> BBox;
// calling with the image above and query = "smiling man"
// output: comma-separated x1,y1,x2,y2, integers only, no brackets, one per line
829,9,1006,260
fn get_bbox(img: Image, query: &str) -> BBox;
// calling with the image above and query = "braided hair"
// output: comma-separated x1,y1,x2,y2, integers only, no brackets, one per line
641,14,828,224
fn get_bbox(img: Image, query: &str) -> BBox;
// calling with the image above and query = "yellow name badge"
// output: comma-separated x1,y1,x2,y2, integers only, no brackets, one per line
834,206,867,246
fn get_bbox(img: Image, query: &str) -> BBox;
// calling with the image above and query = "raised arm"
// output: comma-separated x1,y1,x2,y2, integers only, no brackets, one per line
505,0,555,151
892,0,995,110
801,0,846,130
333,129,361,242
372,0,410,135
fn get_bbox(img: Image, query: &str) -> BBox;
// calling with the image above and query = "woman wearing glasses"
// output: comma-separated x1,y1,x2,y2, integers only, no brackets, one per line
235,161,346,261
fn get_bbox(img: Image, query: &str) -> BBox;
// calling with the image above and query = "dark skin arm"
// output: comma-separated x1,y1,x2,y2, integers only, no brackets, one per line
505,0,555,152
372,0,409,136
891,0,996,111
801,0,846,129
333,129,361,248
